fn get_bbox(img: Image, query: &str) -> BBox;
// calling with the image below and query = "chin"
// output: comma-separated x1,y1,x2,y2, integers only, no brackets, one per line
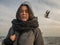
21,19,28,22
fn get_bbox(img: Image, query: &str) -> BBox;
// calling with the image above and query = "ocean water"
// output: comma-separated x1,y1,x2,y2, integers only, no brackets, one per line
0,36,60,45
44,37,60,45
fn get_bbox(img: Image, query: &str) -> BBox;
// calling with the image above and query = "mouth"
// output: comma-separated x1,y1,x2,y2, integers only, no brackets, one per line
22,16,27,19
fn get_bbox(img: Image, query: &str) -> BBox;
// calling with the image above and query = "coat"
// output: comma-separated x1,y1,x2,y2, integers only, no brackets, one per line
2,27,44,45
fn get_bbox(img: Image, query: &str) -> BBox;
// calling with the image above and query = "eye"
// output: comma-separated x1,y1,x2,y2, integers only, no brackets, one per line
20,10,28,13
20,10,23,13
25,10,28,13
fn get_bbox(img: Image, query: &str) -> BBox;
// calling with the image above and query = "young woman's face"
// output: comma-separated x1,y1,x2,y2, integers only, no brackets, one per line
20,5,29,22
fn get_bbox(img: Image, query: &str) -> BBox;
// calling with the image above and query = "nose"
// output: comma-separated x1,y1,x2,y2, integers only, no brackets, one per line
23,11,26,15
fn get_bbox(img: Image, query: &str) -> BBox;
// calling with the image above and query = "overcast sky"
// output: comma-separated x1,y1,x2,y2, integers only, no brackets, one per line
0,0,60,37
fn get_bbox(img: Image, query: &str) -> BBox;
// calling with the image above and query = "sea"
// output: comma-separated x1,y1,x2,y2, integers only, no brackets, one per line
0,36,60,45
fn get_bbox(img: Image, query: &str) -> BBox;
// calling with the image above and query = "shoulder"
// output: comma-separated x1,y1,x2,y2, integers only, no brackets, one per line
34,27,42,34
8,27,15,35
33,27,42,39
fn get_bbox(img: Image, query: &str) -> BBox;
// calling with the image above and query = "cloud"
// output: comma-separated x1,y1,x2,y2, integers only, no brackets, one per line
0,4,16,25
0,0,21,8
41,0,60,9
39,17,60,37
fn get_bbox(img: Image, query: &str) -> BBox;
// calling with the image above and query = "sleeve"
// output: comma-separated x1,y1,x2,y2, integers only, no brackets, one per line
34,28,44,45
2,27,15,45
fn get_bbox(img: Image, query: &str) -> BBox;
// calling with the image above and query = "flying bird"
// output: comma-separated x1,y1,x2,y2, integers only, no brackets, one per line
44,10,50,18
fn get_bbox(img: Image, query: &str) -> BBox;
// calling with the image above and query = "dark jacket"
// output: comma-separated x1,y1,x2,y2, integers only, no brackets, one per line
2,27,44,45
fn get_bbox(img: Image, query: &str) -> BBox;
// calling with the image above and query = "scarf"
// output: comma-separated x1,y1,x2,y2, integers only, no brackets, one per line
12,17,39,33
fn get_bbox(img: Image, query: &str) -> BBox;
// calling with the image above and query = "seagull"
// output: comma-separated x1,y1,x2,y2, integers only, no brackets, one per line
44,10,50,18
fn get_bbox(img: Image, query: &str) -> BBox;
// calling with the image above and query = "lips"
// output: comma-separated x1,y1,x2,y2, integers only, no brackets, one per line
21,15,27,19
22,16,27,19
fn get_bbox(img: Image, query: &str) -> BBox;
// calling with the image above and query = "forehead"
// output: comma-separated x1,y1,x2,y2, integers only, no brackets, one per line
21,6,28,10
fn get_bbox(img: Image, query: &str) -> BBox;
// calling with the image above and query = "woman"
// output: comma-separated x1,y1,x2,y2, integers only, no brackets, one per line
2,2,44,45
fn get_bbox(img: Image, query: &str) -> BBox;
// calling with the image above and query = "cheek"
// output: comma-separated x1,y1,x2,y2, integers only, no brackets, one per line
20,13,23,16
26,14,29,19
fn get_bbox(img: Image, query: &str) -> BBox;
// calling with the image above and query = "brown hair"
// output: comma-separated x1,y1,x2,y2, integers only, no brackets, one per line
16,3,35,21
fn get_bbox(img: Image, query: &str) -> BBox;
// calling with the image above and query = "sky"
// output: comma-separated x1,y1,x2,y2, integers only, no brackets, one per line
0,0,60,37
